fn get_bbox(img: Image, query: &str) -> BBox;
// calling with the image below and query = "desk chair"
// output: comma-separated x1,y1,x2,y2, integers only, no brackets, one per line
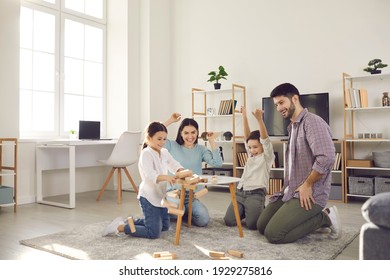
96,131,141,204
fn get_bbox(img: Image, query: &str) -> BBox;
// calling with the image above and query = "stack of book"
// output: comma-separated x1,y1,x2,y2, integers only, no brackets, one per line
237,152,248,167
268,178,283,195
218,99,237,115
333,152,342,171
345,88,368,108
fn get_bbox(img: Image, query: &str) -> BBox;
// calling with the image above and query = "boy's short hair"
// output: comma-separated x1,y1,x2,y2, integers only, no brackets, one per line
246,130,260,143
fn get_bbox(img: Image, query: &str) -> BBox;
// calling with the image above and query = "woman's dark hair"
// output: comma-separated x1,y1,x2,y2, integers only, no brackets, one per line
175,118,199,145
270,83,300,99
142,121,168,149
246,130,260,143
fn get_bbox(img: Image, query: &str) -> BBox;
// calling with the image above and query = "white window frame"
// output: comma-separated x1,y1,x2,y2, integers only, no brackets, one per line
20,0,106,138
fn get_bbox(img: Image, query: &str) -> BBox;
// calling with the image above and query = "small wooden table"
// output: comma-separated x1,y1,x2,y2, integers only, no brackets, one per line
174,175,243,245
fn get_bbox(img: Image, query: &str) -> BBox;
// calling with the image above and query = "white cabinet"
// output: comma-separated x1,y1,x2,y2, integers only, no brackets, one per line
0,138,17,212
342,72,390,202
192,84,246,177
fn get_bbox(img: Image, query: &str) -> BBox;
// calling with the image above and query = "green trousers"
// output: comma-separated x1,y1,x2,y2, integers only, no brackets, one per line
257,197,331,244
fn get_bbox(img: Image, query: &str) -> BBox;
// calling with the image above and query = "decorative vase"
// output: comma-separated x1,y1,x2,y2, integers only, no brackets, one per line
214,83,221,90
382,92,390,107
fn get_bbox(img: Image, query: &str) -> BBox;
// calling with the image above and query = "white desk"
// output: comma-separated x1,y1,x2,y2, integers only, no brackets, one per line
36,139,117,209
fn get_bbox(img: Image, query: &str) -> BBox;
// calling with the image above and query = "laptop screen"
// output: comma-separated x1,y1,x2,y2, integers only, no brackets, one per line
78,121,101,140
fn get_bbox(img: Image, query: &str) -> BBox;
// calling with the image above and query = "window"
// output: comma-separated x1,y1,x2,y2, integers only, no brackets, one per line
19,0,106,137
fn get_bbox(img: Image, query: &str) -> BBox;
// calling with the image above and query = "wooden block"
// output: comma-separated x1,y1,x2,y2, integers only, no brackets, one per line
166,189,179,198
209,251,225,258
177,169,193,179
194,188,208,199
161,199,178,209
153,251,170,258
185,174,201,185
127,216,136,233
153,252,177,259
199,177,208,183
347,159,373,167
167,207,184,216
227,249,243,258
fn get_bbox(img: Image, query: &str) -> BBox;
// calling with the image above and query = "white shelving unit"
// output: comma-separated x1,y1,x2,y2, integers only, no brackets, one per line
342,72,390,202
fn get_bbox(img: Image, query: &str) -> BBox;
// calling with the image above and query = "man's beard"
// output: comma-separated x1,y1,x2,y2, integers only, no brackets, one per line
282,103,295,119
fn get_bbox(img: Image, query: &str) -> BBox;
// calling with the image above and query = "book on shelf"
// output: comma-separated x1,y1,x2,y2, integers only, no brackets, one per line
332,152,342,171
360,88,368,107
268,178,283,195
218,99,237,115
347,88,368,108
237,152,248,167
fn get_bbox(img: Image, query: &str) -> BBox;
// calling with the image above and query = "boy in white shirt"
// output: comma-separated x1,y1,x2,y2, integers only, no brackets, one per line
224,107,274,229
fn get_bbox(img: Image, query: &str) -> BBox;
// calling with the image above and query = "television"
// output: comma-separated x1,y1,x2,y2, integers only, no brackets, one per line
262,92,330,136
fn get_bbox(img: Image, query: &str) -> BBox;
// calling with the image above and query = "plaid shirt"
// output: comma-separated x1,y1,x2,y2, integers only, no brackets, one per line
270,108,335,208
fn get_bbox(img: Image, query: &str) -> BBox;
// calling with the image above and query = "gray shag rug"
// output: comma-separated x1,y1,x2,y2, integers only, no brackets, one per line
20,213,359,260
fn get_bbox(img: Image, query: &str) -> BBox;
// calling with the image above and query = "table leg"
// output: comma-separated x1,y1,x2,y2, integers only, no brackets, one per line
229,183,243,237
174,186,186,245
188,189,194,227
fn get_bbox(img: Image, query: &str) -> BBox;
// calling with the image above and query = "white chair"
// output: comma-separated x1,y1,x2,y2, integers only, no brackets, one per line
96,131,141,204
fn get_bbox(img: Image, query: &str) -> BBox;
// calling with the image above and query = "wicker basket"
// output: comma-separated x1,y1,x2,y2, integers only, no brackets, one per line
374,176,390,194
348,176,374,196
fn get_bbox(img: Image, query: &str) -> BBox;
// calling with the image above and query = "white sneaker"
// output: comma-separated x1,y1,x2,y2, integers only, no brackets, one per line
102,217,125,237
327,206,342,239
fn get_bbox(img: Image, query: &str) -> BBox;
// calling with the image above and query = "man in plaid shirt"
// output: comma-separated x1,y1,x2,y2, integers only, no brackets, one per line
257,83,341,243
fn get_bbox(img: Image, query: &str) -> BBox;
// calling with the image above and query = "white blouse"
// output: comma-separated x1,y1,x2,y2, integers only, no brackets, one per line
138,146,183,207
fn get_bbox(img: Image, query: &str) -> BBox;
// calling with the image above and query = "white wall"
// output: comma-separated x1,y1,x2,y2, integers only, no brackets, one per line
168,0,390,139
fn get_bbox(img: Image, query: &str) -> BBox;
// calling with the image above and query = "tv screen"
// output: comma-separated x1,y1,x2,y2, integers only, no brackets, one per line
262,92,329,136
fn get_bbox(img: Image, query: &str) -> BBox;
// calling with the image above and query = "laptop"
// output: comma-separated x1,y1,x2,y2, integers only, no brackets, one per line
78,120,101,140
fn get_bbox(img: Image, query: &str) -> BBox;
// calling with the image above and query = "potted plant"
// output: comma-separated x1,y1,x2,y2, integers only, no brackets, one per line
363,59,388,75
207,65,228,89
69,130,77,139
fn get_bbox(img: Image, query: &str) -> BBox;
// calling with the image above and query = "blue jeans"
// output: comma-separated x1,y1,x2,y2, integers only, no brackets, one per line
168,189,209,227
124,196,170,239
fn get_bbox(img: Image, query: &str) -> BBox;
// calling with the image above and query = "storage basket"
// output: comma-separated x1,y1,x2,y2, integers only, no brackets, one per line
374,176,390,194
348,176,374,196
0,185,14,204
202,168,215,175
214,168,233,177
372,151,390,168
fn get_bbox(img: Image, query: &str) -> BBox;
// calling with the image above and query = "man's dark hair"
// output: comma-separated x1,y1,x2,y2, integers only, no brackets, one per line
270,83,300,99
246,130,260,143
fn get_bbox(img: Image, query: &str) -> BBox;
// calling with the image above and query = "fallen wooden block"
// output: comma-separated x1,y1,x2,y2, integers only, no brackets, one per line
153,252,177,259
194,188,208,199
209,251,225,258
153,251,170,258
227,249,243,258
127,216,136,233
177,169,193,179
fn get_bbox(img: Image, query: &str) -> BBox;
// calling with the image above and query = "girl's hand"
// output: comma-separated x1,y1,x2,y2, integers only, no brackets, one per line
166,175,177,185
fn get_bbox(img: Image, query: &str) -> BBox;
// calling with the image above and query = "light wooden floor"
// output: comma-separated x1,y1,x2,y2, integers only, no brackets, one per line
0,188,365,260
